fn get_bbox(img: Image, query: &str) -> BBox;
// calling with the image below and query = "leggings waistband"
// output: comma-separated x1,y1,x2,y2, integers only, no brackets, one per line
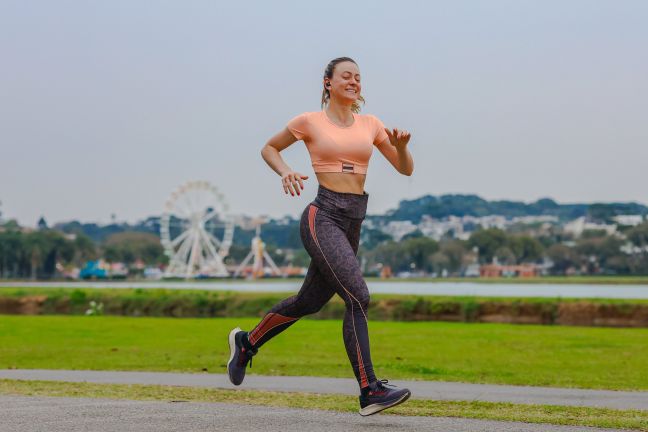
312,184,369,220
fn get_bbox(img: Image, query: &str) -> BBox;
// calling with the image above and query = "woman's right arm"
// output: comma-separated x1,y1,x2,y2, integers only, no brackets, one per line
261,127,309,196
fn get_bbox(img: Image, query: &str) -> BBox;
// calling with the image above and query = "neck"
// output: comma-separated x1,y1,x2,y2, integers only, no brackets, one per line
325,98,354,124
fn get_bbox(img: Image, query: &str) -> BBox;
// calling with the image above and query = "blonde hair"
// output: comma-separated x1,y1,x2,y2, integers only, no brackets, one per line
320,57,366,113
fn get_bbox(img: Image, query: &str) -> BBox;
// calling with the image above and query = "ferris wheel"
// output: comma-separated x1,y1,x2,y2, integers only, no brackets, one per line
160,180,234,278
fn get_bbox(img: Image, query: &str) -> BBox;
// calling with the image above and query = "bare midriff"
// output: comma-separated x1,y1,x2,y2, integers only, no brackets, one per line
316,172,367,195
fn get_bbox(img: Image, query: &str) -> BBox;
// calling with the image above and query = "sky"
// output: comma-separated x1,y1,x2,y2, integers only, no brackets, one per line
1,0,646,227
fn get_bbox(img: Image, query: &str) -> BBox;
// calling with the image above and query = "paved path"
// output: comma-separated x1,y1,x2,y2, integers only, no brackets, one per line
0,395,626,432
1,369,647,410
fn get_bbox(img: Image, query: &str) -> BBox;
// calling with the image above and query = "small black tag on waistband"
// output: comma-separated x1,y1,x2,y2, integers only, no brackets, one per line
342,163,354,173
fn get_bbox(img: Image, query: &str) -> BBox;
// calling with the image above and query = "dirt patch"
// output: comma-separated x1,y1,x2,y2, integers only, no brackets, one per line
0,295,48,314
558,302,648,327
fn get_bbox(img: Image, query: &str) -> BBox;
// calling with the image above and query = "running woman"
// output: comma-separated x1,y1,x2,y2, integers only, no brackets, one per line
227,57,414,416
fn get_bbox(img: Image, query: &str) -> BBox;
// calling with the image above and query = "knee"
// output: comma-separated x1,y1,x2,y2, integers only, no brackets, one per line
358,291,370,309
344,289,370,310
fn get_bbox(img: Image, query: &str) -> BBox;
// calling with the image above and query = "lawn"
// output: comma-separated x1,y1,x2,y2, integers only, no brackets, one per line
1,315,647,391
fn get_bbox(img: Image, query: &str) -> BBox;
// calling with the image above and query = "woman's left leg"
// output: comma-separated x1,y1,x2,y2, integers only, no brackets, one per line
301,204,377,389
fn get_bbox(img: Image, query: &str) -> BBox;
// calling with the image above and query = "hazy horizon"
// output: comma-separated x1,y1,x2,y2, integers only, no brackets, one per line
2,0,646,227
10,192,648,229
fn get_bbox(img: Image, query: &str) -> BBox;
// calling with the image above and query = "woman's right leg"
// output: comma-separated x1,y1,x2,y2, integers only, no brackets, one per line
246,203,336,350
247,260,334,349
228,245,339,386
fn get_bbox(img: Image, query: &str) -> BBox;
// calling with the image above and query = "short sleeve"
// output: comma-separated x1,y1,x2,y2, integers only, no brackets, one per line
371,115,389,145
286,113,310,141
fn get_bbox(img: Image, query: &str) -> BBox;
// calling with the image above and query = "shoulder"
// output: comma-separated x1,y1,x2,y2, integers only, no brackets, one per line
357,113,386,130
358,113,384,124
288,111,318,122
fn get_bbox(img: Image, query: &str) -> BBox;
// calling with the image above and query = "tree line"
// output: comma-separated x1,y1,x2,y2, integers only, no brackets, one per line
2,219,648,279
0,222,165,279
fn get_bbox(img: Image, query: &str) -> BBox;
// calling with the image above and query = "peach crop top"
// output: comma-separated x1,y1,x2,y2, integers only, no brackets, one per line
286,110,389,174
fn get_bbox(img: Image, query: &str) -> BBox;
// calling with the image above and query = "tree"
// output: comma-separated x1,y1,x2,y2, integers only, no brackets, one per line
508,236,544,263
366,237,439,273
546,244,578,275
401,230,424,241
435,240,468,273
360,227,393,249
468,228,507,263
23,232,46,279
494,246,516,265
103,232,165,265
628,222,648,249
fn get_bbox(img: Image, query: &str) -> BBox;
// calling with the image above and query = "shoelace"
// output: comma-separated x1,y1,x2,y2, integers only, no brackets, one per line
238,346,258,368
375,379,397,390
364,379,397,397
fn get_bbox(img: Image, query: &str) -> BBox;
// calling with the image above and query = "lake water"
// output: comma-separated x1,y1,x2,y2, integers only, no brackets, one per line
2,281,648,299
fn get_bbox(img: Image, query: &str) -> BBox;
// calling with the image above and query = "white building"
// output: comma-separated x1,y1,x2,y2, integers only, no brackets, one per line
381,220,418,241
563,217,617,237
613,215,644,226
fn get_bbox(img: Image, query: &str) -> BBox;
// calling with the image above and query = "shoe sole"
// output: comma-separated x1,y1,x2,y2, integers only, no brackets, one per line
359,390,411,416
227,327,242,385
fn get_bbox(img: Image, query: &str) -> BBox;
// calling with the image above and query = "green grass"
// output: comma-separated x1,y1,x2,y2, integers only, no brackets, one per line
2,315,648,391
1,379,647,430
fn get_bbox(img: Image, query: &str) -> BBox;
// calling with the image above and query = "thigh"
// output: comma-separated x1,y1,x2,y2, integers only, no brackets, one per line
297,260,336,305
301,205,369,305
345,218,363,256
270,259,335,317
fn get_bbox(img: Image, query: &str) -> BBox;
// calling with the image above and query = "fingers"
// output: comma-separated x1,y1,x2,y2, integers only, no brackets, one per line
390,128,411,143
386,127,412,142
282,174,294,196
282,172,307,196
288,174,298,196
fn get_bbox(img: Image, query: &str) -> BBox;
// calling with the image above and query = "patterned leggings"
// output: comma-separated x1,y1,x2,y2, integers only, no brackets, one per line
246,184,376,389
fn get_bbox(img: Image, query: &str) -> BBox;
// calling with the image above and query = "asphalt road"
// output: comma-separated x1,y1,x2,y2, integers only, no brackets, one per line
1,369,646,410
0,395,626,432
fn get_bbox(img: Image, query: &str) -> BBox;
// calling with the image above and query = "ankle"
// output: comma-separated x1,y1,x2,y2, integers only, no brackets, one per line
241,332,256,352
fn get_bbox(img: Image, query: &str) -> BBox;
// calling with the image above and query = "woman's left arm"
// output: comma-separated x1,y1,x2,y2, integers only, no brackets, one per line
375,128,414,176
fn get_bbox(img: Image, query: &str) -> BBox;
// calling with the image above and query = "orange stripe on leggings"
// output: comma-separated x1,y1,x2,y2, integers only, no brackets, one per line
308,205,318,241
356,343,368,387
248,312,298,346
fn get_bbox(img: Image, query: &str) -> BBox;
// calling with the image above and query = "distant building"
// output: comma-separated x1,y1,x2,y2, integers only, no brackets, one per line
381,220,418,241
613,215,644,226
463,263,481,277
37,216,48,230
480,264,539,278
511,215,559,224
563,217,617,237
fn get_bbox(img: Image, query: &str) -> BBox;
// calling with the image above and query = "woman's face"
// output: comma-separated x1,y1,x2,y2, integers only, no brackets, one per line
325,61,361,104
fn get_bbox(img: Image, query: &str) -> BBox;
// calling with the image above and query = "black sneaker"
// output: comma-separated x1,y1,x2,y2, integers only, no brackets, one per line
227,327,258,386
359,379,411,416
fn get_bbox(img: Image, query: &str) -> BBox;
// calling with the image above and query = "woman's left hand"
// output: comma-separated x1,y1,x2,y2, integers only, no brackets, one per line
384,127,411,151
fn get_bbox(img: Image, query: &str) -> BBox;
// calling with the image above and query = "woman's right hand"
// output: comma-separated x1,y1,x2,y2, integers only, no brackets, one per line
281,171,309,196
